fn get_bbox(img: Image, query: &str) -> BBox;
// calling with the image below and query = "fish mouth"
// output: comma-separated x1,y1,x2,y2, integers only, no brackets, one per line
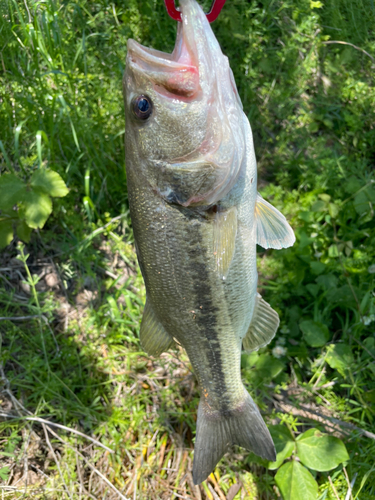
127,2,200,98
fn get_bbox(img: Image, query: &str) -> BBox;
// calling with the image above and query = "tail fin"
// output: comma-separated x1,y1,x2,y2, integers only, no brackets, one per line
192,390,276,485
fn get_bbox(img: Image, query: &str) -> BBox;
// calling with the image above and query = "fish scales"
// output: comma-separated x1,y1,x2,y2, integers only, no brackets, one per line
124,0,295,484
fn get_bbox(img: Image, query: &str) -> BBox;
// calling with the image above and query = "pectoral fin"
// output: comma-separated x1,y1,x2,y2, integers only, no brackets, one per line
213,207,237,279
243,294,280,352
255,194,295,249
140,299,175,356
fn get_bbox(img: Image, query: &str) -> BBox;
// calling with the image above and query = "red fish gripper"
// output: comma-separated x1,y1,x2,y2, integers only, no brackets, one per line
164,0,227,23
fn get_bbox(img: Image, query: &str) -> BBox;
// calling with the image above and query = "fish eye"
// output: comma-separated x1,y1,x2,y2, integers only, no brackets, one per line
132,95,153,120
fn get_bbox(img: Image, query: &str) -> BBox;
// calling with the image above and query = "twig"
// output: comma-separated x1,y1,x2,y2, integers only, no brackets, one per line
46,426,129,500
207,483,220,500
0,412,114,453
344,468,356,500
0,316,40,321
322,40,374,62
42,423,74,500
75,452,98,500
328,476,341,500
274,397,375,440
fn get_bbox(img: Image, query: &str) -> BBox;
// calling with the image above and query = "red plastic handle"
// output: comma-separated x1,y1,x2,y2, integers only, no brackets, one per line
164,0,227,22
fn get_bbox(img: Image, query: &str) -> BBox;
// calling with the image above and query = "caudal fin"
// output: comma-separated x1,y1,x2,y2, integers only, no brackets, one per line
192,390,276,485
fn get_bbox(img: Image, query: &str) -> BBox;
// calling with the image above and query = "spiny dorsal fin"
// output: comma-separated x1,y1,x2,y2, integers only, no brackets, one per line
243,294,280,353
140,298,175,356
213,206,237,280
255,194,295,250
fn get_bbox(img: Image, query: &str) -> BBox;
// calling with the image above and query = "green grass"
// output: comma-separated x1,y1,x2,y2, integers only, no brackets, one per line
0,0,375,498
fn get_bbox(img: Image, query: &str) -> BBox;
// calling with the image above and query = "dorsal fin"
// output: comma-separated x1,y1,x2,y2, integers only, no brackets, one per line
243,294,280,352
140,298,175,357
213,207,237,280
255,194,295,250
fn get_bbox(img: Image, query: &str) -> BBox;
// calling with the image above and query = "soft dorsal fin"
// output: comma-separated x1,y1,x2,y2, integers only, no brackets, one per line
213,207,237,280
242,294,280,352
255,194,295,250
140,298,175,357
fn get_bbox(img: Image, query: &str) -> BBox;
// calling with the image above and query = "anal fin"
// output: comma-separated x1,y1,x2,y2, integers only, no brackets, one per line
243,294,280,352
140,298,175,356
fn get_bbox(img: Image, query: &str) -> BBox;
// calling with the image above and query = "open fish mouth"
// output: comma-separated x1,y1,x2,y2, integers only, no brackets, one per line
125,0,247,206
127,8,201,99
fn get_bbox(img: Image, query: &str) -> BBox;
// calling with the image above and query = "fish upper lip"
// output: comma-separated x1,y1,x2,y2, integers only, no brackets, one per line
127,6,198,72
127,39,176,68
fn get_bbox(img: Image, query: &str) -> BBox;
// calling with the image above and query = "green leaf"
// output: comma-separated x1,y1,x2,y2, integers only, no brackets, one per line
0,466,10,482
299,320,329,347
30,169,69,198
310,1,323,8
311,200,326,212
0,174,27,211
254,354,284,380
316,274,338,290
267,425,295,470
275,461,318,500
16,219,32,243
310,262,326,275
326,344,354,375
296,428,349,471
0,219,14,249
353,187,375,215
328,244,339,257
345,176,362,194
23,190,53,229
328,203,339,218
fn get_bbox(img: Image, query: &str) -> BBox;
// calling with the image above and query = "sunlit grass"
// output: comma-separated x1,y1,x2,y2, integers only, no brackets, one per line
0,0,375,498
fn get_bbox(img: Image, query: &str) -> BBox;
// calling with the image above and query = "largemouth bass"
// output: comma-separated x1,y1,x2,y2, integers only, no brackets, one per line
123,0,295,484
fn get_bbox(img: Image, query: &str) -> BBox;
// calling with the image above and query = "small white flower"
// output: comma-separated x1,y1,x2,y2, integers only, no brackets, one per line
280,325,290,334
272,346,287,358
362,314,375,326
314,251,323,258
368,264,375,274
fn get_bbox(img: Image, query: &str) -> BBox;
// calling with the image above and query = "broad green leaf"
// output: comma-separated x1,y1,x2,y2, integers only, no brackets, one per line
310,1,323,8
345,176,362,194
16,219,32,243
328,203,339,218
275,461,318,500
0,174,27,211
353,187,375,215
296,428,349,471
310,262,326,275
254,354,284,380
267,425,295,470
316,273,338,290
328,244,339,257
319,194,331,202
0,219,14,249
23,190,52,229
299,320,329,347
311,200,326,212
326,285,361,307
30,169,69,198
326,344,354,375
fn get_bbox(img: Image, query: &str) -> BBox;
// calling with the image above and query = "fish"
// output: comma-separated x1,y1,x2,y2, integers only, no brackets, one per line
123,0,295,485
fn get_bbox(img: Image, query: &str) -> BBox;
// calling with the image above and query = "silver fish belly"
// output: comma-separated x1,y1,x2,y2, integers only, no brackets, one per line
123,0,295,485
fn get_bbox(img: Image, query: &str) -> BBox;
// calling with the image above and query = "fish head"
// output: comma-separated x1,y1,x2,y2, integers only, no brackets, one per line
124,0,246,206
